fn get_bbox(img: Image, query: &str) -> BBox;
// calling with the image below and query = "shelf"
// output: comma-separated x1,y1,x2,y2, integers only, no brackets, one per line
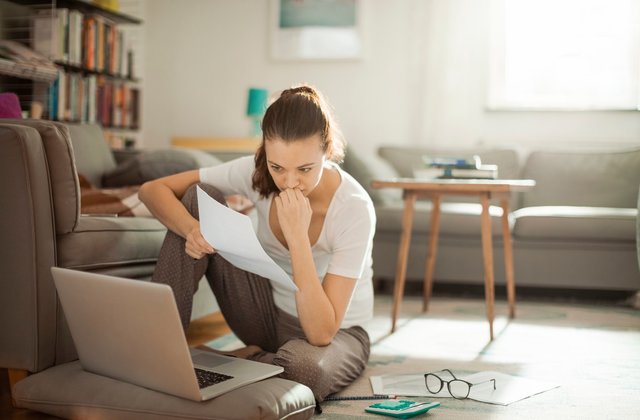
9,0,142,24
102,125,139,131
0,57,57,82
54,61,138,82
46,118,139,130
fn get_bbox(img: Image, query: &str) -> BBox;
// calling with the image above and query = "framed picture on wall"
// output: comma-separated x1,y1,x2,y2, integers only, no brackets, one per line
270,0,363,60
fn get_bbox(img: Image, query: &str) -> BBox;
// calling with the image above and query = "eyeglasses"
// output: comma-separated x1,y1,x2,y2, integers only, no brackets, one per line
424,369,496,400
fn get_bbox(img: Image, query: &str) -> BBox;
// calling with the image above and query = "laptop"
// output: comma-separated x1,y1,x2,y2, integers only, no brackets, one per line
51,267,283,401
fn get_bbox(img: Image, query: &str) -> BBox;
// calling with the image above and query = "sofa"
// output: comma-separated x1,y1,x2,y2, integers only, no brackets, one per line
637,186,640,276
344,145,640,292
0,120,316,419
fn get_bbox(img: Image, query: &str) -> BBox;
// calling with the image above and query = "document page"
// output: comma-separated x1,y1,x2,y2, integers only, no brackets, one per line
197,187,298,291
370,371,559,405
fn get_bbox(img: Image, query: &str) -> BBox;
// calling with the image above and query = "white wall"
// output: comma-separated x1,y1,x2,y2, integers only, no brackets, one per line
141,0,640,154
420,0,640,151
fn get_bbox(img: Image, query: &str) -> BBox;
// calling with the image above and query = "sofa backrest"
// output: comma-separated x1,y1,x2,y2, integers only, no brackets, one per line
1,119,81,234
0,120,120,374
378,146,521,179
66,123,117,188
520,148,640,208
377,146,521,204
0,122,60,372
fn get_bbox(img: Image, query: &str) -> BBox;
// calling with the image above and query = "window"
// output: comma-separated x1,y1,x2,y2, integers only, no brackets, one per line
489,0,640,110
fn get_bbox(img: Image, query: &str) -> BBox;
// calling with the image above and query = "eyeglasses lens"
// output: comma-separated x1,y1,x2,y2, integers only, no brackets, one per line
425,374,442,393
449,380,470,399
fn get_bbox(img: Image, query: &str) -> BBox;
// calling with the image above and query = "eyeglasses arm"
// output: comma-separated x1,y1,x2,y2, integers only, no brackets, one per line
470,378,496,390
437,368,457,379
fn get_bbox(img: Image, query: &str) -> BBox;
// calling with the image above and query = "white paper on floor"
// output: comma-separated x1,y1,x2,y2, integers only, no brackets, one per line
370,370,560,405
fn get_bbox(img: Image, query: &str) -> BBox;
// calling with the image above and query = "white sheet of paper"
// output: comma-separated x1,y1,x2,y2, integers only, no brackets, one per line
370,371,559,405
197,187,298,291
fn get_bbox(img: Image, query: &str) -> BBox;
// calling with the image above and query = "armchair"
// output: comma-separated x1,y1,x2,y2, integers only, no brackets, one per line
0,120,315,419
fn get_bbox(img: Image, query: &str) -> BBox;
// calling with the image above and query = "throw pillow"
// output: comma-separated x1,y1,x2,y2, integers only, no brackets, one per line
342,147,402,205
78,174,150,217
102,148,223,187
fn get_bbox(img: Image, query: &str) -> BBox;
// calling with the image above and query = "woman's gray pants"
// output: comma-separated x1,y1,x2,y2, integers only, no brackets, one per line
151,183,370,401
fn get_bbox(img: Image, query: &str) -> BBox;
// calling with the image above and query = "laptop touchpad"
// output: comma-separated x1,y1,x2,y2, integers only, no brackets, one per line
192,352,234,368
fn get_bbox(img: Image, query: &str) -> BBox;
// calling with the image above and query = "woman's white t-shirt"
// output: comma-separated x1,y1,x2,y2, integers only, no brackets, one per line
199,155,375,328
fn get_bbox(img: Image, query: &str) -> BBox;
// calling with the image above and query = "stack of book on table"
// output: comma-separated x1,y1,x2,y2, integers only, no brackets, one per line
414,155,498,179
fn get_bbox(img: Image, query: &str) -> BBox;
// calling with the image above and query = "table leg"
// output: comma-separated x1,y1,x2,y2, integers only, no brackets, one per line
423,195,442,312
501,198,516,318
391,192,417,333
479,194,495,340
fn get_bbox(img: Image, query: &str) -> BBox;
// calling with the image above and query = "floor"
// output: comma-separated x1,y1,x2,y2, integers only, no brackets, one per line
1,287,637,419
318,292,640,419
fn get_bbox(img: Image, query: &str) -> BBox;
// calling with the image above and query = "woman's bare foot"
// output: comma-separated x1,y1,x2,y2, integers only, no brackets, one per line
226,345,263,359
195,344,263,359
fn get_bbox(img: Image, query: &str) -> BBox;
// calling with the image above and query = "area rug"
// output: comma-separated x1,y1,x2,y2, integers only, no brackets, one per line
205,296,640,419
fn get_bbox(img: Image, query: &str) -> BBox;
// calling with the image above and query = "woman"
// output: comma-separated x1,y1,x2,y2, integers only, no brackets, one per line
139,85,375,401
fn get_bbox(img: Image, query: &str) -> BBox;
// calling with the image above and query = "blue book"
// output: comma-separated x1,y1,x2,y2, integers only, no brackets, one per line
424,155,481,170
49,75,59,120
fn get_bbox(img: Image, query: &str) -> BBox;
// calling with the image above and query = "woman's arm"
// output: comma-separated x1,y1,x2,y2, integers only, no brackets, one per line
138,170,214,259
275,188,358,346
292,249,357,346
289,234,357,346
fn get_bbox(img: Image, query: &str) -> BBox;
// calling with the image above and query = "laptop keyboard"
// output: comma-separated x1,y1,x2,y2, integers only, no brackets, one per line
194,368,233,389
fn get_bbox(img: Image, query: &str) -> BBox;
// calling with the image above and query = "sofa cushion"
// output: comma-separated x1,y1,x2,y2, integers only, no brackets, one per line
13,361,316,420
375,201,507,236
512,206,637,241
103,148,223,188
520,148,640,209
57,216,166,270
637,187,640,269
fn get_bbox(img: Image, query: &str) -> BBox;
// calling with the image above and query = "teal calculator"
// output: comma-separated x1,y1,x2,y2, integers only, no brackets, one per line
364,400,440,419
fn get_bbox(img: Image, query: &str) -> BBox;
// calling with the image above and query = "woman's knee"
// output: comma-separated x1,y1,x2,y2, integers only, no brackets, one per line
181,183,227,217
274,340,334,399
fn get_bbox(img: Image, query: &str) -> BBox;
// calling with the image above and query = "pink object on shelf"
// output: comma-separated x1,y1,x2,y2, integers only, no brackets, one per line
0,92,23,118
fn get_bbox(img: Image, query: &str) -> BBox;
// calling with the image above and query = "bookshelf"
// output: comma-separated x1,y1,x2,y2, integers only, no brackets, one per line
0,0,142,148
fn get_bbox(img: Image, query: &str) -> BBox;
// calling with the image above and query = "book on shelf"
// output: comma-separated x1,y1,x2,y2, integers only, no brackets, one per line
415,154,499,179
32,8,69,63
21,3,140,128
31,8,134,79
46,69,139,128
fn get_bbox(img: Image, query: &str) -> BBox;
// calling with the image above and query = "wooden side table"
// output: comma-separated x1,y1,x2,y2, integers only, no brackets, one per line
372,178,536,340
